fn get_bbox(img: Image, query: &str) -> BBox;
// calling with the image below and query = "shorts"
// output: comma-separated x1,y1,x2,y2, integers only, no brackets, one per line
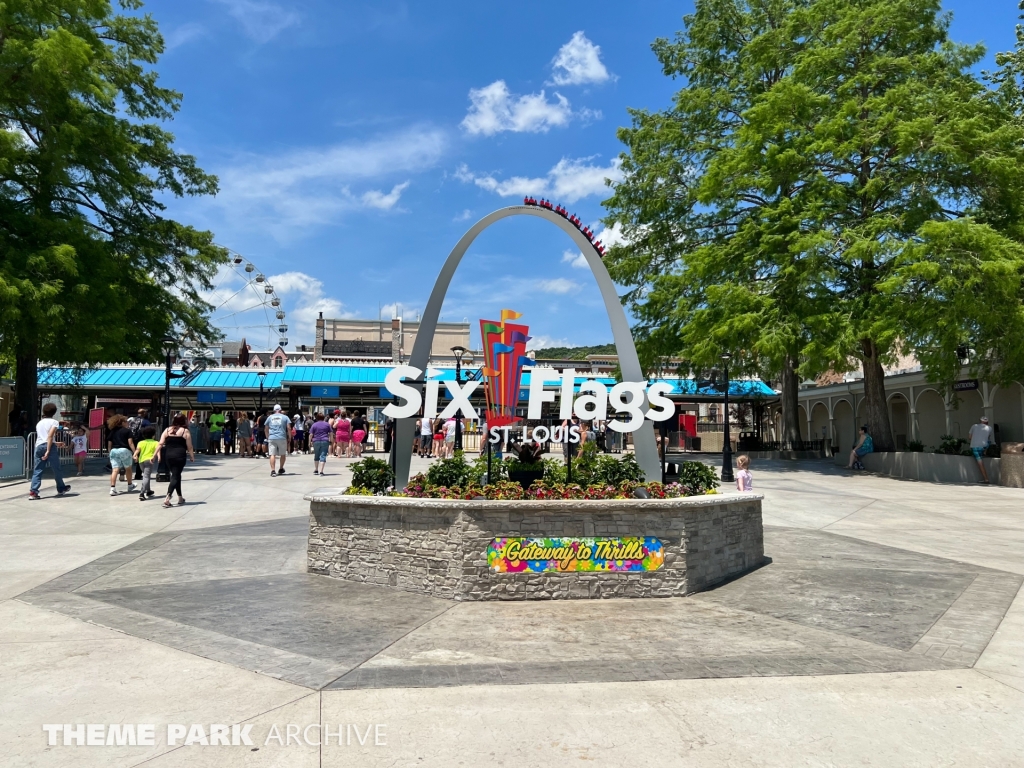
855,448,870,458
254,432,265,445
433,433,443,442
312,441,330,462
74,450,87,457
268,439,287,456
972,447,985,460
352,430,366,443
293,431,304,442
109,448,133,469
445,434,455,443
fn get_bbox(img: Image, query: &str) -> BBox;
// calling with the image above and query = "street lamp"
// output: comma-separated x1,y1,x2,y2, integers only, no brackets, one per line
257,370,267,414
720,352,734,483
157,336,178,482
451,346,466,451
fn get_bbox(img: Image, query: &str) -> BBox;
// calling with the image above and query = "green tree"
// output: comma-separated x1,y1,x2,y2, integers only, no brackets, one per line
603,0,818,446
0,1,227,422
606,0,1024,451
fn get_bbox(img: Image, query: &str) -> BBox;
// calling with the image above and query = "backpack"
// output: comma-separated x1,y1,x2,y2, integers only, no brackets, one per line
128,417,146,444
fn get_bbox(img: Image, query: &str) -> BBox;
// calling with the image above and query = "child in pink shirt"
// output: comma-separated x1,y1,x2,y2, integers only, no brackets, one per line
735,454,753,491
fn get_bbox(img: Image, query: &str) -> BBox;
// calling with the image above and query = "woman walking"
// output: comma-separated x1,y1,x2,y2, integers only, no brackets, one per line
349,410,367,459
334,409,351,458
309,413,332,475
106,414,136,496
157,413,195,507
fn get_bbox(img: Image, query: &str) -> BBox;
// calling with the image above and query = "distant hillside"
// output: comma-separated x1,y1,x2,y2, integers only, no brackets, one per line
532,344,616,360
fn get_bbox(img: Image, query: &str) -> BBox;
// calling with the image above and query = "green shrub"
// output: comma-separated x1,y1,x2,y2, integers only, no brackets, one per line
541,457,567,484
425,451,475,488
594,453,645,485
905,440,925,452
933,435,970,456
470,452,505,484
678,461,719,494
349,457,394,494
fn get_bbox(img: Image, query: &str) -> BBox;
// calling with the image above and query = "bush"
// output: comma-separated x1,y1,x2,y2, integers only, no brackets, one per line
678,461,720,494
349,457,394,494
425,451,475,488
470,452,505,484
933,435,970,456
905,440,925,452
594,452,645,485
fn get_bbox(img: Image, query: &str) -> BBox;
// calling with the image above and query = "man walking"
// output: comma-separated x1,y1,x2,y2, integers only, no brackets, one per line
968,416,995,484
265,404,291,476
29,403,71,500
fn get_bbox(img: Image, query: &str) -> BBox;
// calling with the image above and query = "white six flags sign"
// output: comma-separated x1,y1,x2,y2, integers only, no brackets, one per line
381,365,674,434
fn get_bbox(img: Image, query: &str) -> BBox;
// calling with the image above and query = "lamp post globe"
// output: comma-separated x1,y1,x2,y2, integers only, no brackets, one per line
720,352,734,483
450,346,466,451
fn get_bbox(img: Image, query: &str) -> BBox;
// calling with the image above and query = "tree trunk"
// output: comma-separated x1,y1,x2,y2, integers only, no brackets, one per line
779,353,802,448
860,339,894,452
14,346,39,427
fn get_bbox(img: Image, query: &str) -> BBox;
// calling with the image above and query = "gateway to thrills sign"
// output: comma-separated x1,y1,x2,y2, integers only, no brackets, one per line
488,536,665,573
382,309,675,434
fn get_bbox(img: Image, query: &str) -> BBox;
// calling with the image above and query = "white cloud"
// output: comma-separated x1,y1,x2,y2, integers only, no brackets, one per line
536,278,579,294
269,271,352,344
211,0,300,43
164,22,207,50
561,249,588,269
381,303,421,321
461,80,572,136
453,209,473,222
361,181,410,210
527,334,573,351
550,32,613,86
591,221,627,248
212,127,446,237
457,157,622,204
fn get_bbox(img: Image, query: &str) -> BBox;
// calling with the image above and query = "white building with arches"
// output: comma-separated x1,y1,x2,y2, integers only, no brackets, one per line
792,370,1024,456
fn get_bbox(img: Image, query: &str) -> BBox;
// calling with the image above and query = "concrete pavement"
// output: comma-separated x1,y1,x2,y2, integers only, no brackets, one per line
2,453,1022,766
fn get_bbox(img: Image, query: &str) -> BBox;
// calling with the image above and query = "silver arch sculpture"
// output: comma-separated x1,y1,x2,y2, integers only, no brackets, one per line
393,205,660,487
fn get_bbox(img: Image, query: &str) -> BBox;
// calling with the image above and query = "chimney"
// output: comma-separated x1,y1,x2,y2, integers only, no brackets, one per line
315,312,325,361
391,317,402,363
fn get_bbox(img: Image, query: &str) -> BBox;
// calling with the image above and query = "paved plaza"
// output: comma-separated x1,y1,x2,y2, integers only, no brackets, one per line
2,453,1023,766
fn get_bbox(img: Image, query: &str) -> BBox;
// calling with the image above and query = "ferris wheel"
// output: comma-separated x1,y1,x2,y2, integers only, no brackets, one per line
204,250,289,352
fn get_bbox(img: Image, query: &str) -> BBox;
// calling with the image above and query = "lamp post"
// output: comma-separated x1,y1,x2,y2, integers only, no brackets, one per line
451,346,466,451
720,352,734,483
157,336,178,482
257,370,266,414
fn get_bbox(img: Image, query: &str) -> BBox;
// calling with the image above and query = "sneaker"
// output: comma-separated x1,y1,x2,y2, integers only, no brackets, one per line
271,471,277,477
313,470,319,475
109,487,117,496
139,493,146,501
127,483,137,492
278,469,285,475
146,490,155,497
57,485,71,496
28,491,39,500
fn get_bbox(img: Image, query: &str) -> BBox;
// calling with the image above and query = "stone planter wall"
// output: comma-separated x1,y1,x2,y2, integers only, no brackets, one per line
306,492,765,601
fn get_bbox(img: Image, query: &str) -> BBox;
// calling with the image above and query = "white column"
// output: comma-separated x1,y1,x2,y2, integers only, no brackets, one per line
982,382,995,424
908,386,919,442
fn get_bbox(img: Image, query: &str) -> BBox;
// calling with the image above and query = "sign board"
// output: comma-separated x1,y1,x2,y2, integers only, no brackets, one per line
196,391,228,404
312,386,340,398
0,437,26,480
487,536,664,573
95,398,153,405
953,379,979,392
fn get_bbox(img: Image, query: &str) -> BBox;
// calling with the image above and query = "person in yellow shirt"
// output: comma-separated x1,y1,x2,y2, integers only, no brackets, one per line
132,426,160,501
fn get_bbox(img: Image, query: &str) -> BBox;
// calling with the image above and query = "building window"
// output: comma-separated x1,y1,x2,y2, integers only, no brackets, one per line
274,357,283,368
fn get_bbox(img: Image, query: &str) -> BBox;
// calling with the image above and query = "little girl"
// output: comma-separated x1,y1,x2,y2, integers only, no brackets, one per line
72,425,88,476
735,454,753,491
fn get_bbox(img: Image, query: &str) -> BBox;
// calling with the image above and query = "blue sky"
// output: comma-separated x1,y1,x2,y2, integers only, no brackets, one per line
150,0,1020,352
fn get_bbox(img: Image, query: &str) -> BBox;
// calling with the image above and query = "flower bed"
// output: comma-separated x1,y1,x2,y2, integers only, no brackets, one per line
343,451,720,501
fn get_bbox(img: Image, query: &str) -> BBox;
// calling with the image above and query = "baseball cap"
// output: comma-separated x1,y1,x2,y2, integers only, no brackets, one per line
273,404,282,412
981,416,989,423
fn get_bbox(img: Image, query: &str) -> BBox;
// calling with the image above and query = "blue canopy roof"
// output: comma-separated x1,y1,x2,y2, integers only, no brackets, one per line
36,366,285,390
35,363,776,398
